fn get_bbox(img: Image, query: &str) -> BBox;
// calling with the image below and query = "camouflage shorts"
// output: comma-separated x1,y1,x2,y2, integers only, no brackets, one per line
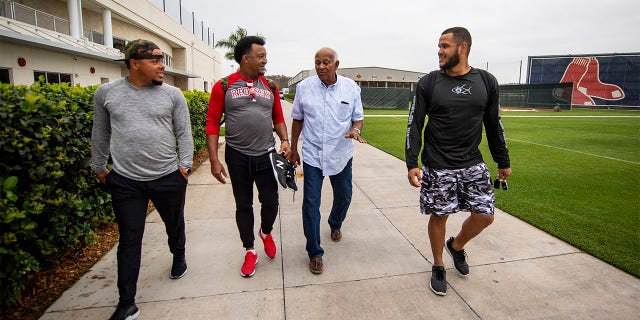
419,163,495,216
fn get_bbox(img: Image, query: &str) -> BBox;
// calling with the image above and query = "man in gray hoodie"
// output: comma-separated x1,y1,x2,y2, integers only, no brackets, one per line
91,39,194,320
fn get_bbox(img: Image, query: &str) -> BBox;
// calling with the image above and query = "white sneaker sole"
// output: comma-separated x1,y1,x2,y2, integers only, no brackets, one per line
170,268,187,279
126,309,140,320
241,258,259,277
429,282,447,296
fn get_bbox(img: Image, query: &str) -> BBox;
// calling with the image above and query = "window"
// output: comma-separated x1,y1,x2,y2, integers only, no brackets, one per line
204,81,209,93
34,71,72,84
92,30,104,45
113,37,126,52
163,53,173,68
0,68,11,83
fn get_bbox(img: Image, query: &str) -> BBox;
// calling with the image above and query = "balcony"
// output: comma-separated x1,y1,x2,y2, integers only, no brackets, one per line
0,0,103,44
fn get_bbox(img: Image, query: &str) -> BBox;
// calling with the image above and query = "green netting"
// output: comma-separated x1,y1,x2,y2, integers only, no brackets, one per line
499,83,573,110
360,87,413,109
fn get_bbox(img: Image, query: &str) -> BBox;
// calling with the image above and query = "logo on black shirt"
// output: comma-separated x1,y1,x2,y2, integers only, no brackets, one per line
451,85,472,95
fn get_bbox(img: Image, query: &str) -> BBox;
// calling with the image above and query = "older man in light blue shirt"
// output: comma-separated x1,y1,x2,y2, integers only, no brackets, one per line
289,47,365,274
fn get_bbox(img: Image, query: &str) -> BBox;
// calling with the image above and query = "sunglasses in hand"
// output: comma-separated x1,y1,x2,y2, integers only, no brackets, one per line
494,179,508,190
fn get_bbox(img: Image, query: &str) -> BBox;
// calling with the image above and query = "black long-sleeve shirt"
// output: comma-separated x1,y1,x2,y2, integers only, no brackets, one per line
406,68,510,170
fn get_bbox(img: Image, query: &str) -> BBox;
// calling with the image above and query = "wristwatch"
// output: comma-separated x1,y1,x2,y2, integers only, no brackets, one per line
180,167,191,175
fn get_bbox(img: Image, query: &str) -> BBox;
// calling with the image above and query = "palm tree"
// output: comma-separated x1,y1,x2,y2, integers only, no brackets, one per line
215,26,264,61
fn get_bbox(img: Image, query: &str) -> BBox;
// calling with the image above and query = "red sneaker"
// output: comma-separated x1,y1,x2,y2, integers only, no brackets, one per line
241,251,258,277
259,229,277,259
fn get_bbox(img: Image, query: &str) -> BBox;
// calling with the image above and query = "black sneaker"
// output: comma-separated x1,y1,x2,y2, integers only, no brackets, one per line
170,254,187,279
109,302,140,320
269,151,297,191
284,164,297,191
430,266,447,296
445,237,469,276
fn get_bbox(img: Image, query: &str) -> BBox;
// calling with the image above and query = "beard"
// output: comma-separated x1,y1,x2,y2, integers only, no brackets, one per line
441,50,460,70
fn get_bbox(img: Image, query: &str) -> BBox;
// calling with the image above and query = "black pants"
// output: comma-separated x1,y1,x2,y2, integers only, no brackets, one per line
105,169,187,305
225,145,279,249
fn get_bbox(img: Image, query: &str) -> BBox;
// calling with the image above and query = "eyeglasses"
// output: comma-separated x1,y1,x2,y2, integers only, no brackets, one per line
247,81,256,102
494,179,508,190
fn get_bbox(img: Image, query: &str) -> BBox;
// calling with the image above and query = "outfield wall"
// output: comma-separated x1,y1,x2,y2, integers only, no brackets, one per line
527,53,639,107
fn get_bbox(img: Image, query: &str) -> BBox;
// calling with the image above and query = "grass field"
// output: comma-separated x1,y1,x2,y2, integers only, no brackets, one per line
363,109,640,277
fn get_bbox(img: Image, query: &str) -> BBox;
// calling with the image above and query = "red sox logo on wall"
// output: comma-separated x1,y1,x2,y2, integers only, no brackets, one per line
554,57,625,105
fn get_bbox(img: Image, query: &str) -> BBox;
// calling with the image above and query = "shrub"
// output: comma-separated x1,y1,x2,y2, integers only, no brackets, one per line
0,81,112,307
183,90,209,153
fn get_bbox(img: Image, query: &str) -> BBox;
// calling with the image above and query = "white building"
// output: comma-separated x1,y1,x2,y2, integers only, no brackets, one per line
289,67,427,109
0,0,222,91
289,66,426,93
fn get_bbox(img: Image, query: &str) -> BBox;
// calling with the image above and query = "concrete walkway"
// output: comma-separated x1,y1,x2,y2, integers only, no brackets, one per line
40,101,640,319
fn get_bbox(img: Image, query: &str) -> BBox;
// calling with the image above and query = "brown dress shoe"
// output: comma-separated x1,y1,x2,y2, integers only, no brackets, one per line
330,229,342,242
309,257,323,274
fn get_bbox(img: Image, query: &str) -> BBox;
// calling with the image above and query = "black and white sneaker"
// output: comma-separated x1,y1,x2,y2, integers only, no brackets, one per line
430,266,447,296
170,254,187,279
284,166,297,191
445,237,469,276
269,151,297,191
109,302,140,320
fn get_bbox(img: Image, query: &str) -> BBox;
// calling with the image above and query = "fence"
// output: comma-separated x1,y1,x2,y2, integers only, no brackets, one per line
499,83,573,110
361,87,414,109
148,0,215,48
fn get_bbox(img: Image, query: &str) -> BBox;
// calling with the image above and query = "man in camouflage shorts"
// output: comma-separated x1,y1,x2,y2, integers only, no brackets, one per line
420,163,494,216
405,27,512,296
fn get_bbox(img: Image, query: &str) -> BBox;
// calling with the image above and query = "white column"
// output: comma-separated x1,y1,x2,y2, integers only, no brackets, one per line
67,0,80,38
102,9,113,48
77,0,84,38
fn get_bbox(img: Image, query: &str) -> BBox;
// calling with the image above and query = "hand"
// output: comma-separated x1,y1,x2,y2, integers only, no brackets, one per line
287,150,301,167
345,128,366,143
408,168,422,188
279,140,292,158
497,167,512,181
210,159,228,184
96,169,109,184
179,168,189,180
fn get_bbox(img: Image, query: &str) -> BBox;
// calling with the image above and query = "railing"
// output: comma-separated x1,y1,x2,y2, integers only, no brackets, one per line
1,0,70,35
149,0,216,49
0,0,103,45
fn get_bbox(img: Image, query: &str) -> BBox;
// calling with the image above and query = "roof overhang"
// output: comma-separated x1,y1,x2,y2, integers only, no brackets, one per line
0,17,123,62
165,67,199,78
1,17,201,79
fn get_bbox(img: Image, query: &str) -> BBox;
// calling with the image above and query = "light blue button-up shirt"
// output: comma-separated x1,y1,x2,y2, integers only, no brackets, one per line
291,74,364,176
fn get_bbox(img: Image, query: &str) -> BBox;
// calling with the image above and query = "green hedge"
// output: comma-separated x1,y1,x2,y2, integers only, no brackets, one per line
183,90,209,153
0,82,210,308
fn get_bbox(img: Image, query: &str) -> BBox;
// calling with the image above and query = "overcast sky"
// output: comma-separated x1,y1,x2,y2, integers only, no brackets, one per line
181,0,639,84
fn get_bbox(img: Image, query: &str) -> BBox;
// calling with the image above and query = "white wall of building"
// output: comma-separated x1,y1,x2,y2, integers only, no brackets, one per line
1,0,221,90
93,0,221,89
0,41,121,85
